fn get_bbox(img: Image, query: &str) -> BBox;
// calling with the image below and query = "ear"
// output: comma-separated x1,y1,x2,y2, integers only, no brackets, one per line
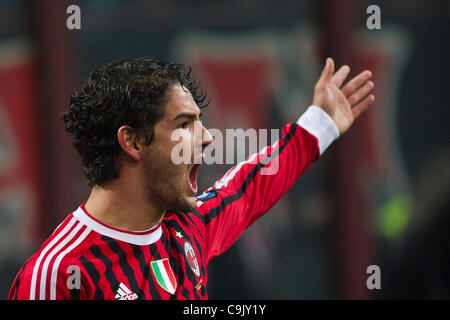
117,125,142,161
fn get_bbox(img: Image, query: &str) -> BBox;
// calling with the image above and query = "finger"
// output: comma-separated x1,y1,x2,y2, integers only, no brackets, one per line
331,65,350,88
341,70,372,97
347,80,374,106
317,57,334,86
352,94,375,119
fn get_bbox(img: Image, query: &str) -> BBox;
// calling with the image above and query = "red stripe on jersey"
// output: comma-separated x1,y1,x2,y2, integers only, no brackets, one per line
115,240,149,298
96,237,128,293
79,242,114,299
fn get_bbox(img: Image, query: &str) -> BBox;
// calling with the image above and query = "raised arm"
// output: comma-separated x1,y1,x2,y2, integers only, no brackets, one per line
189,58,375,263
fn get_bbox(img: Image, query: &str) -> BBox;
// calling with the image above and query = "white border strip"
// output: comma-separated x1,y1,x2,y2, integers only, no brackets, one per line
73,207,162,246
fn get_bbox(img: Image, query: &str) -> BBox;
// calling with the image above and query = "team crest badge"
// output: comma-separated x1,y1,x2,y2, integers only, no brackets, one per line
150,258,177,294
184,240,200,278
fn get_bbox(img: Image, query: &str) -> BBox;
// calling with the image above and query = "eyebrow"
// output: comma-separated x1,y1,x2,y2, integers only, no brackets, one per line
173,110,203,121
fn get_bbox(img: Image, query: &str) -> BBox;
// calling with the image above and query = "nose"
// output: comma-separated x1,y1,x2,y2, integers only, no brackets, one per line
202,124,214,148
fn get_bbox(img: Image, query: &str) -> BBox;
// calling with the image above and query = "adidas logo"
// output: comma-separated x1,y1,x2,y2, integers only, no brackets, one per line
115,282,138,300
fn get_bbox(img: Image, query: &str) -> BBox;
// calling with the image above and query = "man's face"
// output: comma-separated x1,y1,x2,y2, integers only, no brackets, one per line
141,84,213,213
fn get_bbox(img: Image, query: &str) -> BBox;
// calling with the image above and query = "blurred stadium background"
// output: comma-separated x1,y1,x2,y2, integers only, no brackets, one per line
0,0,449,299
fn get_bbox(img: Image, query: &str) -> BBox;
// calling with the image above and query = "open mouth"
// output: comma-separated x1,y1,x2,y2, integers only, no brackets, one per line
188,163,200,194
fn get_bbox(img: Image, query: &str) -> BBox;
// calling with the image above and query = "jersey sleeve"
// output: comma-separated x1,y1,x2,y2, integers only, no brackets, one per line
8,255,88,300
190,106,340,263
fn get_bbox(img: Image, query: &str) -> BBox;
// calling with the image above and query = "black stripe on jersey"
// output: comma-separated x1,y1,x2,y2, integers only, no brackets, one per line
81,279,89,298
79,255,105,299
129,244,162,300
200,123,299,224
12,258,32,300
89,243,120,297
159,232,191,299
161,228,201,300
149,242,161,260
101,236,146,300
70,288,81,300
164,218,206,279
175,209,205,243
188,208,206,224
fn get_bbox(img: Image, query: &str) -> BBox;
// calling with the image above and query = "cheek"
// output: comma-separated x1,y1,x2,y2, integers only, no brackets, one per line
146,142,187,181
143,149,178,192
170,129,195,164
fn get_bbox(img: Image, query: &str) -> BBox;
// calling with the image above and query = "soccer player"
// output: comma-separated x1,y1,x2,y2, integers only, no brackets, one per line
8,57,374,300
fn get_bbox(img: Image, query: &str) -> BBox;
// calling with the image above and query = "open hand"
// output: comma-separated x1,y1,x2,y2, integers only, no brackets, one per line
313,58,375,135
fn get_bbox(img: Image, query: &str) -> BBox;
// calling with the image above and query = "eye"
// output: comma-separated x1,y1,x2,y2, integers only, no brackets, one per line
179,121,189,129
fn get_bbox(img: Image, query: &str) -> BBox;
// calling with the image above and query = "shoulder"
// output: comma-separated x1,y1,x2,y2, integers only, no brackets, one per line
9,214,95,300
9,248,87,300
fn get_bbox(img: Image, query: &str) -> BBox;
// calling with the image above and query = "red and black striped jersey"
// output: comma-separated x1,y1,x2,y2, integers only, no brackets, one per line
8,106,339,300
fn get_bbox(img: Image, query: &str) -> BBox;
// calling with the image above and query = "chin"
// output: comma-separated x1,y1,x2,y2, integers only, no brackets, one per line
168,196,196,213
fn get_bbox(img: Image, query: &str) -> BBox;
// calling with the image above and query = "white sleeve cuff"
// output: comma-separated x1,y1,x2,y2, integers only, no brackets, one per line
296,105,340,155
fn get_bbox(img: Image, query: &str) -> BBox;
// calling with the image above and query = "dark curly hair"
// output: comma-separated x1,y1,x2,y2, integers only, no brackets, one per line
62,57,208,187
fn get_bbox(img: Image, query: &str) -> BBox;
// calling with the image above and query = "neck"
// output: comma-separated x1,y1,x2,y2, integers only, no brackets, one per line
84,178,164,232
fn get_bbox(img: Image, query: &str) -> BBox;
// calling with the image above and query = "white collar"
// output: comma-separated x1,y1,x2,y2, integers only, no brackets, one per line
73,204,162,246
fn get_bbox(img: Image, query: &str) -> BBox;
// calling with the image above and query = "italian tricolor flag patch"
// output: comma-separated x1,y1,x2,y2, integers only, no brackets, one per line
151,258,177,295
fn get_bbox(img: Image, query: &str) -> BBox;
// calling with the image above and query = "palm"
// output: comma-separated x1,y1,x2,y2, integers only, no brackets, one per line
313,58,375,134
